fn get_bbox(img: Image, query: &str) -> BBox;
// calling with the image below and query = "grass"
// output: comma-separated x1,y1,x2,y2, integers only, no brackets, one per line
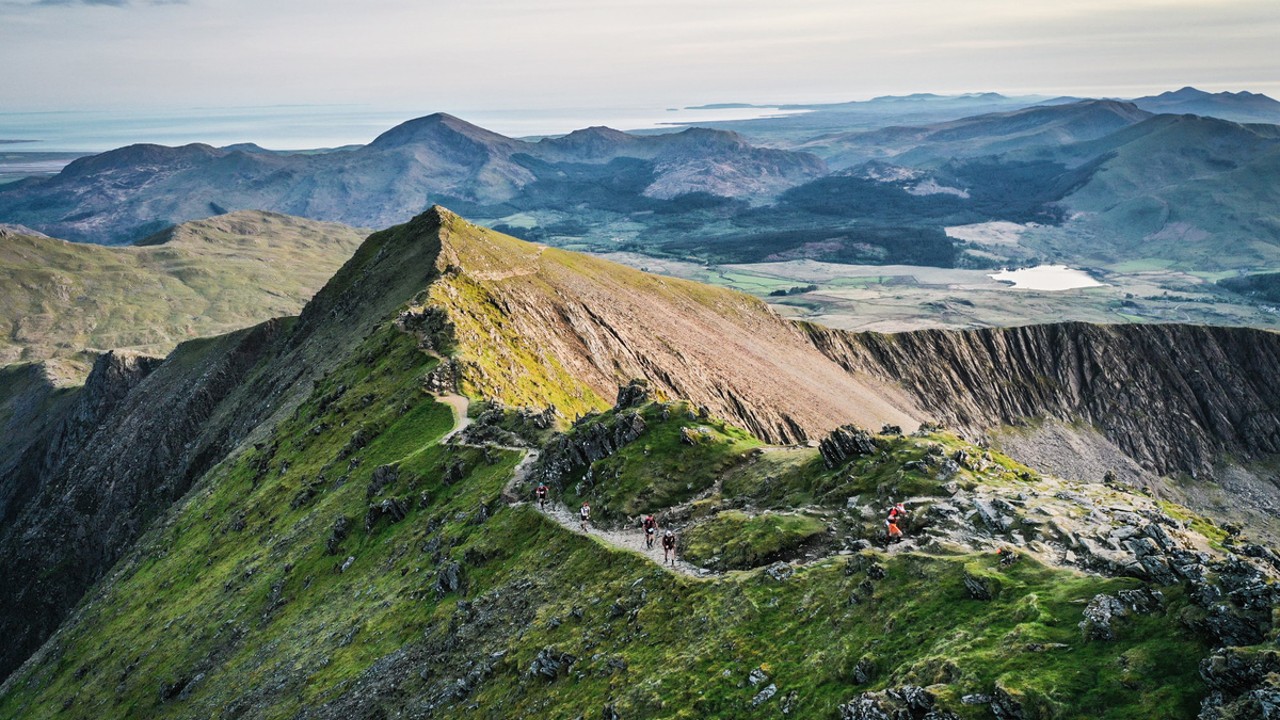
0,317,1217,719
0,215,1233,719
0,211,366,366
681,510,827,570
553,401,761,519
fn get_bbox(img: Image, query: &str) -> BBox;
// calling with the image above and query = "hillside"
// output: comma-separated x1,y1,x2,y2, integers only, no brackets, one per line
1035,115,1280,268
2,210,1280,718
0,211,366,366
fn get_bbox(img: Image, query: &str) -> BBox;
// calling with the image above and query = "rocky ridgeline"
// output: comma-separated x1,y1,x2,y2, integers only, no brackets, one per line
0,330,283,681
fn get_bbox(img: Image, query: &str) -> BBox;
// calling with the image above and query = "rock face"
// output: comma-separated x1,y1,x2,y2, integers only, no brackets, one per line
533,407,648,490
819,425,879,469
0,329,276,681
809,322,1280,478
427,211,919,443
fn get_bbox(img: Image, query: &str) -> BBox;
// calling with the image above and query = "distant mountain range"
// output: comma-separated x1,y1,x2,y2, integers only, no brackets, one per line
0,114,823,245
2,88,1279,271
799,100,1154,169
1130,86,1280,124
679,86,1280,140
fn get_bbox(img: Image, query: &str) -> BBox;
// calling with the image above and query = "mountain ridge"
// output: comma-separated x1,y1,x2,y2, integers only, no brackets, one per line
0,210,367,366
1,208,1279,717
4,208,1280,691
0,118,826,244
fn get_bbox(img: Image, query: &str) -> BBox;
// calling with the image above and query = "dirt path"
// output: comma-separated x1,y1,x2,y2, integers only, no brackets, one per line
535,501,718,579
433,392,713,579
437,394,472,443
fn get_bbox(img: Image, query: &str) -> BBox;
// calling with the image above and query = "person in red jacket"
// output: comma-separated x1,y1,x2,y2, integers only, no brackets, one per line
642,514,657,549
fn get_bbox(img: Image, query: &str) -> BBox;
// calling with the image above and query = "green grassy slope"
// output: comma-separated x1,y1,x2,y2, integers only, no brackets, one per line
0,211,366,366
0,319,1224,719
1,208,1272,719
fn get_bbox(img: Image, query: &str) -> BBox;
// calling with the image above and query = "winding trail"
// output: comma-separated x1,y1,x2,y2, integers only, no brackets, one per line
434,393,715,579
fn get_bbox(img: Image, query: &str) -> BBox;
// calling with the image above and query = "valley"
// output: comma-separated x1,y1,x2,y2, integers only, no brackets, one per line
599,252,1280,333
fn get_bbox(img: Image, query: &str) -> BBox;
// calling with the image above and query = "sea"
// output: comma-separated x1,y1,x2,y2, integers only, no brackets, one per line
0,104,807,154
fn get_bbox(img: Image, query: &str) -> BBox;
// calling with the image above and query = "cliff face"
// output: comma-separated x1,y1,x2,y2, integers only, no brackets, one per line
808,322,1280,477
0,332,273,680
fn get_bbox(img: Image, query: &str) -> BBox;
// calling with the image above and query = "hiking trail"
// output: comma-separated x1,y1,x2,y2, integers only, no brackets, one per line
435,393,716,579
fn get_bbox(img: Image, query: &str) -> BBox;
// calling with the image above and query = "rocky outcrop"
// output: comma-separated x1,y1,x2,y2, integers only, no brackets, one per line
819,424,879,469
839,685,957,720
533,408,648,491
1199,648,1280,719
809,322,1280,478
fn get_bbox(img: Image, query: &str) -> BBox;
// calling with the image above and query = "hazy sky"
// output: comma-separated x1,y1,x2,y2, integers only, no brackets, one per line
3,0,1278,112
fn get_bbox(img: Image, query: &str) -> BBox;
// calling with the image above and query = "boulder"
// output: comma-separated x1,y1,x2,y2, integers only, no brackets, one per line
819,425,878,469
529,647,575,680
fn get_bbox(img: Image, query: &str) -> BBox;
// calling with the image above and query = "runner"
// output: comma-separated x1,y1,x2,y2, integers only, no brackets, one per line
535,482,549,510
642,514,657,549
579,501,591,531
662,530,677,565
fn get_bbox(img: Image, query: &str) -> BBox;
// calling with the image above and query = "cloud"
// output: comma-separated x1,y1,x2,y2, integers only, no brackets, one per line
36,0,129,5
25,0,185,6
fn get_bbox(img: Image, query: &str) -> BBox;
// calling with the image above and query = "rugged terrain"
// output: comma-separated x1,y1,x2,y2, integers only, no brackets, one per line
0,210,366,366
1,210,1279,718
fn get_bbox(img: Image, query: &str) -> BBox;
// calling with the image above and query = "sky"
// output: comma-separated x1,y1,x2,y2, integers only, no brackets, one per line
2,0,1278,113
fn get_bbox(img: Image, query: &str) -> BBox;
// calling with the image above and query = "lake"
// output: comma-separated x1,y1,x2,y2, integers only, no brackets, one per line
989,265,1104,291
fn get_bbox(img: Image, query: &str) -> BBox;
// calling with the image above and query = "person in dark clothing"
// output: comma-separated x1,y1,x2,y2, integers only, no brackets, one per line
662,530,677,565
535,483,549,510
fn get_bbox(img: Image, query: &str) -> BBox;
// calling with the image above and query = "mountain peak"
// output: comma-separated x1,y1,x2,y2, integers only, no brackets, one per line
366,112,518,151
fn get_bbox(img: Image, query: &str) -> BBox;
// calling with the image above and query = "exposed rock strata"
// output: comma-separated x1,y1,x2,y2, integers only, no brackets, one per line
809,322,1280,477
